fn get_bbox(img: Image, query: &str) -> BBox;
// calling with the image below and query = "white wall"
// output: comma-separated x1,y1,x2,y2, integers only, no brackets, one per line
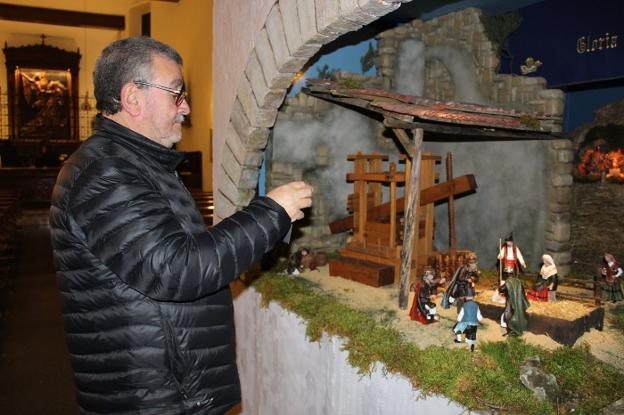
234,288,466,415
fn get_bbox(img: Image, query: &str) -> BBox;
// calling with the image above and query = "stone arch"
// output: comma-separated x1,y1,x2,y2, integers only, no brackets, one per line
215,0,412,221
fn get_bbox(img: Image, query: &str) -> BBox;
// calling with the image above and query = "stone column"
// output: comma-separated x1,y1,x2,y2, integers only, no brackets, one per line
545,139,574,276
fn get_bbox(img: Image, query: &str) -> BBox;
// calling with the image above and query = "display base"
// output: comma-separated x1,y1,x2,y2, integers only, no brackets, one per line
479,302,604,346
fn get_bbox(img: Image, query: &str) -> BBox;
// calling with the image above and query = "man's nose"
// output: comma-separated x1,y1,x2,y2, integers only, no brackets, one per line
178,98,190,115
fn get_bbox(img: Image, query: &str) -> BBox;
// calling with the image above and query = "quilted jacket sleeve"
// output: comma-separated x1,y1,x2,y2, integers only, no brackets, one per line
68,157,290,302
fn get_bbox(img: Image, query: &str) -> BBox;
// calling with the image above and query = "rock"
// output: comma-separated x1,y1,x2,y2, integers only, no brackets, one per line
600,398,624,415
519,356,560,402
559,390,581,413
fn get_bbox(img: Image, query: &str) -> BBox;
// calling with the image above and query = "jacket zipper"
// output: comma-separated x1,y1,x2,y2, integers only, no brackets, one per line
161,317,190,401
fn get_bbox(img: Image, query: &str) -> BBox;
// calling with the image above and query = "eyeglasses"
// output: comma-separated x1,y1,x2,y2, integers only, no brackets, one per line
134,81,187,106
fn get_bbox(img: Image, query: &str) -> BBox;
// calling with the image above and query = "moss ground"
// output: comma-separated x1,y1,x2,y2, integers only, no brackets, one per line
252,273,624,414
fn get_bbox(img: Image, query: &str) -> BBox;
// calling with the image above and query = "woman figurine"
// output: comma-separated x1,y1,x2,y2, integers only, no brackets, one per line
526,254,559,302
499,275,530,336
600,253,624,303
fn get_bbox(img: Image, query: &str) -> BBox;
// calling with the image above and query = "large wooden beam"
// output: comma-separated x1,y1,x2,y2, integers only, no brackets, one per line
347,171,405,182
0,3,125,30
329,174,477,234
398,128,423,309
446,153,456,255
383,118,559,141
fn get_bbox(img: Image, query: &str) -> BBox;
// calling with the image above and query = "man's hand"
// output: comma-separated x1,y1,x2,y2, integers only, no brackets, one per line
266,181,313,222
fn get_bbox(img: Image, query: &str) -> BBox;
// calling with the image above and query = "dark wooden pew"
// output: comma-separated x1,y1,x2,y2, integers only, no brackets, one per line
0,189,21,315
190,191,213,227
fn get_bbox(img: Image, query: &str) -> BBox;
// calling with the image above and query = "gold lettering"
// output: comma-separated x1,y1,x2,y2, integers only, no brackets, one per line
577,32,618,54
577,36,587,53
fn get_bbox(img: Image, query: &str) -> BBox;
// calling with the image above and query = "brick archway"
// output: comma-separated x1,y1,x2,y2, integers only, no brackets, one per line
215,0,412,221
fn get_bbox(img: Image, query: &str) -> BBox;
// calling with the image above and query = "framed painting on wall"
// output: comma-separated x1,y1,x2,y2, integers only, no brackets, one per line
3,42,81,142
14,68,72,140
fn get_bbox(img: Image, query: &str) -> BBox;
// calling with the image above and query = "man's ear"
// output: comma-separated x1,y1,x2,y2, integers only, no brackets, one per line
119,83,143,116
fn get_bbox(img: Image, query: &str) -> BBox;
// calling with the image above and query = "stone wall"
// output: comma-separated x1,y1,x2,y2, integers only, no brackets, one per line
268,156,348,253
546,140,574,274
374,8,569,274
269,73,388,254
571,183,624,276
570,100,624,276
375,8,564,116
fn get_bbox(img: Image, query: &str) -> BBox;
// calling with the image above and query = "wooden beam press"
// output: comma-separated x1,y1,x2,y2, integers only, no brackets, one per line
393,128,423,310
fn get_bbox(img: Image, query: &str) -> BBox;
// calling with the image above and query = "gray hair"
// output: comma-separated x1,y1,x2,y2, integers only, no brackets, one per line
93,36,183,115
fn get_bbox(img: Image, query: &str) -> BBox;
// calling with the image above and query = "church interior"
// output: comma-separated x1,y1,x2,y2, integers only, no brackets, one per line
1,0,624,414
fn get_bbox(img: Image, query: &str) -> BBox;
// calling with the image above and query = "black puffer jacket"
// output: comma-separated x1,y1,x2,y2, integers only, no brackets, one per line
50,116,290,414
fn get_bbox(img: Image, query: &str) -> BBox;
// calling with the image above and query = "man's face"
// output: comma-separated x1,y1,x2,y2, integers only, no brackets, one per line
141,54,190,148
506,240,513,247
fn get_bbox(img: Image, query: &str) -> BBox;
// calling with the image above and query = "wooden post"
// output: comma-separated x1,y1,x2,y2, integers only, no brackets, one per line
357,173,367,244
389,162,397,248
446,152,456,256
404,156,411,200
370,153,383,207
395,128,424,310
354,155,365,242
419,153,435,266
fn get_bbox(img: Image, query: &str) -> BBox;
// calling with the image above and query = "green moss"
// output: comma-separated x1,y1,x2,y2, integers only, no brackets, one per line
252,273,623,414
323,250,341,261
339,79,364,89
519,114,541,130
609,304,624,336
544,343,624,413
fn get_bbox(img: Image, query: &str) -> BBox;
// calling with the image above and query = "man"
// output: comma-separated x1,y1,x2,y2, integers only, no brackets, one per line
441,252,479,311
409,267,444,324
453,296,483,352
49,37,312,414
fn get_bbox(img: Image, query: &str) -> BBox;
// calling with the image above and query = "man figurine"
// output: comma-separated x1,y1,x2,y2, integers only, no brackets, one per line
286,248,306,275
409,268,444,324
287,247,314,275
497,233,526,280
454,296,483,352
527,254,559,302
49,37,313,414
442,252,479,311
599,253,624,303
499,275,530,336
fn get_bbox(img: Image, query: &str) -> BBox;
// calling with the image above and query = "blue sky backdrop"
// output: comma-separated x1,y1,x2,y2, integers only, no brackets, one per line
288,40,377,96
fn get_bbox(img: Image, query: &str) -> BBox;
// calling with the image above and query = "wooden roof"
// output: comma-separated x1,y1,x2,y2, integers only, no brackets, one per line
303,79,562,140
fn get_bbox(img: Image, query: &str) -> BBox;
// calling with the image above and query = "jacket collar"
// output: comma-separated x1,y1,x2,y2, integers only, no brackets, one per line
93,114,186,170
